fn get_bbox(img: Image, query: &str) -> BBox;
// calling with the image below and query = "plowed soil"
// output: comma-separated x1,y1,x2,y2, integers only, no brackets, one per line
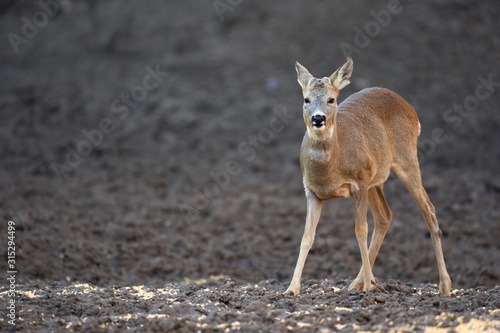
2,277,500,332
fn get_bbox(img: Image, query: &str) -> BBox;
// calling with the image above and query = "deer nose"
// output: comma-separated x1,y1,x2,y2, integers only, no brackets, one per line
311,115,326,127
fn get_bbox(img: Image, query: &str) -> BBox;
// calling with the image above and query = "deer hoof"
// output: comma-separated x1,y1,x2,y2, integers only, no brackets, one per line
439,277,452,296
284,287,299,296
348,278,364,291
364,282,377,292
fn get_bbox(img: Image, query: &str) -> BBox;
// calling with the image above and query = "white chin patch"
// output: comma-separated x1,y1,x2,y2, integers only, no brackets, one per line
307,125,334,140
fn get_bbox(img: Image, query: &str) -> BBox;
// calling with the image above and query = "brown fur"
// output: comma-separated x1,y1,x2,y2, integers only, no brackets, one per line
285,58,451,297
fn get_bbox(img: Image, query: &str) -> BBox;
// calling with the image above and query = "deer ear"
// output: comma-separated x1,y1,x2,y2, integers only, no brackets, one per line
330,57,353,90
295,61,314,89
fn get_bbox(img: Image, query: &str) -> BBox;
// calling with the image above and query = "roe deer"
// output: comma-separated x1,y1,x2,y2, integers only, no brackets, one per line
284,57,451,296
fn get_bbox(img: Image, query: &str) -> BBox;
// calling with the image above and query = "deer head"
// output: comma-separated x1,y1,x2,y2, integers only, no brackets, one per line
296,57,353,139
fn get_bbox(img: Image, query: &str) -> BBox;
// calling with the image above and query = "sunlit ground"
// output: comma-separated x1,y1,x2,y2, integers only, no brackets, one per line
1,276,498,332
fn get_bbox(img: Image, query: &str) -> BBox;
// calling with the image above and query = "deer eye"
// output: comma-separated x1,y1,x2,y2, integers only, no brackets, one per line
304,98,310,104
327,98,335,104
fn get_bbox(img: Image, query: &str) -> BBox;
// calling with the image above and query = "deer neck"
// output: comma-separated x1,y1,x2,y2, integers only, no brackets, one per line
305,125,339,164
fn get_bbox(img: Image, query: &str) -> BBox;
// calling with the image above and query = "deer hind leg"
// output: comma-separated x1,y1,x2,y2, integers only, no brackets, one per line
392,162,451,296
349,184,392,291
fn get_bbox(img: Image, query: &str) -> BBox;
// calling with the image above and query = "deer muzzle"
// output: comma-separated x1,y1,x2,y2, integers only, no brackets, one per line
311,115,326,128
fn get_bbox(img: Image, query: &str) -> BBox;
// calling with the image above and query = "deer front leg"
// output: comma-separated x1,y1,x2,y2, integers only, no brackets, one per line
284,189,323,296
349,186,376,292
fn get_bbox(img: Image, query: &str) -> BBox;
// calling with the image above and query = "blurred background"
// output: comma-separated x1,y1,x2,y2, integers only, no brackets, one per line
0,0,499,289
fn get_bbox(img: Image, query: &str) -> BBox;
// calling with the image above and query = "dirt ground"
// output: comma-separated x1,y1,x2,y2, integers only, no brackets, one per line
1,277,499,332
0,0,499,332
